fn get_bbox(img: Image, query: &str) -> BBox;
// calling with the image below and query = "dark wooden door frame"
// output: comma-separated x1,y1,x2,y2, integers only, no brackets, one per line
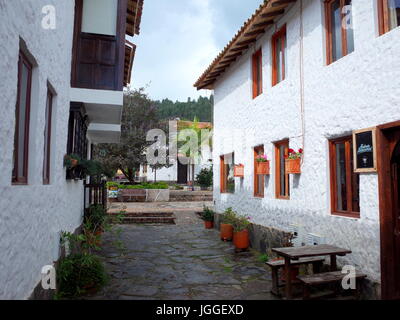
377,120,400,300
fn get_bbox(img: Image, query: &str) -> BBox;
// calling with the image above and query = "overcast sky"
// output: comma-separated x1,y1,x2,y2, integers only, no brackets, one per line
129,0,262,102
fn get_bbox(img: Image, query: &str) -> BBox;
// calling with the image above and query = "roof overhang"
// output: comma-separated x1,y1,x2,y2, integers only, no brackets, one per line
194,0,297,90
126,0,144,37
124,40,136,86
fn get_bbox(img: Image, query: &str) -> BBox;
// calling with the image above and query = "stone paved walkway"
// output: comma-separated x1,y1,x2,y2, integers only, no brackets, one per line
87,209,277,300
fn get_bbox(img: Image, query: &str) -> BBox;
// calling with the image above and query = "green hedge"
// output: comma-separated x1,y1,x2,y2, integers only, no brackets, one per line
106,182,168,190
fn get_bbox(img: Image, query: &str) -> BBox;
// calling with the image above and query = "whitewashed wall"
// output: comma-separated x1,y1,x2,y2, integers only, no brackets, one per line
0,0,84,299
212,0,400,283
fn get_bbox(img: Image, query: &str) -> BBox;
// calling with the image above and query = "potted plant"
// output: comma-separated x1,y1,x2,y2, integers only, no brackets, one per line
255,154,270,175
220,207,236,241
63,154,81,169
196,168,213,190
232,215,251,251
285,148,303,174
201,206,215,229
233,164,244,178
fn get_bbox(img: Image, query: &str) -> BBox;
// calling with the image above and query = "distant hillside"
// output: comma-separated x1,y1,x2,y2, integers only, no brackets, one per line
154,95,213,123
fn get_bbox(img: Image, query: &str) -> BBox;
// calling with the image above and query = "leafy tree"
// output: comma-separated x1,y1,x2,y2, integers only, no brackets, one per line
93,88,161,184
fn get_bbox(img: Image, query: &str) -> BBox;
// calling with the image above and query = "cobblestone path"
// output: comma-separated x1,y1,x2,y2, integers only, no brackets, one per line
87,210,276,300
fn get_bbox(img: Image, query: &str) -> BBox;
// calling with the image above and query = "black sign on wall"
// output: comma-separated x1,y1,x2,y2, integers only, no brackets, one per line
353,127,377,173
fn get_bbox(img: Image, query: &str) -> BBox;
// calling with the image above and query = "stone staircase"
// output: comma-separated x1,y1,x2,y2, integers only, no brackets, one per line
109,211,175,224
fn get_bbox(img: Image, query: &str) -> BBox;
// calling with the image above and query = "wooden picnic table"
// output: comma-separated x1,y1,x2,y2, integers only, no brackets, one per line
272,244,352,299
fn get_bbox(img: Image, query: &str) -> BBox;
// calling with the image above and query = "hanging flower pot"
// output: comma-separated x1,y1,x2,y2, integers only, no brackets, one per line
285,158,301,174
234,164,244,178
220,223,233,241
285,148,303,174
256,161,270,175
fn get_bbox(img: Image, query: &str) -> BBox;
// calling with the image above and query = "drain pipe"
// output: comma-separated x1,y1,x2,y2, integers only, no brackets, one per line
299,0,305,165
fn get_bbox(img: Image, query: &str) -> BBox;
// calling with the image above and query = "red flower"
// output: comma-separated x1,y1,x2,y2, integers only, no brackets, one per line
288,148,294,154
298,148,303,154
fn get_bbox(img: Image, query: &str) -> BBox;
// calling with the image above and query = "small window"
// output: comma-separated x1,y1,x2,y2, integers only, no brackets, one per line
329,136,360,218
252,49,263,99
254,146,265,197
43,86,54,185
12,51,33,184
220,153,235,194
275,140,289,199
378,0,400,35
272,25,286,86
325,0,354,64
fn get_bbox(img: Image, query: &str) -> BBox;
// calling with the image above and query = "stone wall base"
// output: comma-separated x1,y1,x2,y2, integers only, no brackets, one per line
28,224,83,300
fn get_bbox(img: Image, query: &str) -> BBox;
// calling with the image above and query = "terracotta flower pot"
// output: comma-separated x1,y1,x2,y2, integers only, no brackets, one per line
233,229,249,250
256,161,270,175
220,223,233,241
71,159,78,167
234,165,244,178
285,158,301,174
204,221,214,229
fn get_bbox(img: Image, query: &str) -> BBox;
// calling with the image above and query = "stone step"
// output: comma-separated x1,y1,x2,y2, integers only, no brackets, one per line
108,212,174,218
118,216,176,224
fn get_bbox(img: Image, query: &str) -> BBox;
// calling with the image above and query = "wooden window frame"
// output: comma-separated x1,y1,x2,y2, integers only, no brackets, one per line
254,145,265,198
271,25,286,86
329,136,360,218
252,49,263,99
12,51,33,185
275,140,290,199
324,0,353,65
220,154,235,194
378,0,400,35
43,85,54,185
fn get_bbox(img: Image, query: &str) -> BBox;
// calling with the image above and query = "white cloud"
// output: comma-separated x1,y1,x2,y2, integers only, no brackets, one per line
130,0,262,101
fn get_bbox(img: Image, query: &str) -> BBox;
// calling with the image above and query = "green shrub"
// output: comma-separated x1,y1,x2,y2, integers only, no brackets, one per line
196,168,213,188
232,214,251,232
220,207,237,225
201,206,215,222
118,182,169,190
57,253,107,299
84,205,107,233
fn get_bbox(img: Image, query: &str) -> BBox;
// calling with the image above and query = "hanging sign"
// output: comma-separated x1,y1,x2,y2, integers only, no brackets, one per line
353,127,377,173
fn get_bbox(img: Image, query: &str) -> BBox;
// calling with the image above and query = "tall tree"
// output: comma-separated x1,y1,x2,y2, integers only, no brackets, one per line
93,88,160,184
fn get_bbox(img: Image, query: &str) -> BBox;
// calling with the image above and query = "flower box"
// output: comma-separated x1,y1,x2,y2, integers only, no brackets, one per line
234,164,244,178
285,158,301,174
256,161,270,175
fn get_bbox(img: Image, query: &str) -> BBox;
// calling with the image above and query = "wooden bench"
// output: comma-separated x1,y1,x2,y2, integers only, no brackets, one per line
297,270,367,300
266,257,325,296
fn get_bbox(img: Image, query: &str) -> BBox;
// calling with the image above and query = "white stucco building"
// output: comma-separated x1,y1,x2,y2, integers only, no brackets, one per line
0,0,143,299
195,0,400,299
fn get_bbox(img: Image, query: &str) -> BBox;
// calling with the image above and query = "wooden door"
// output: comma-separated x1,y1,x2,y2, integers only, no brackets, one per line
177,162,188,184
378,123,400,299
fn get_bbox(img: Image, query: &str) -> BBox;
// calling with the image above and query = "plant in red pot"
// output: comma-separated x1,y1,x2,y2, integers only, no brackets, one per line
285,148,303,174
255,154,270,175
232,215,251,251
201,206,215,229
220,207,236,241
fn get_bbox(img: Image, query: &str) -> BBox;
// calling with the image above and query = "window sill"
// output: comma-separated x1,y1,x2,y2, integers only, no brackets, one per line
254,195,264,199
276,196,290,200
12,181,28,186
326,50,354,67
331,212,360,219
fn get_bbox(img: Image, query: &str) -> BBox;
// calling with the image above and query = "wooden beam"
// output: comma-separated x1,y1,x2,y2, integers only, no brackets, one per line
224,52,243,59
244,28,266,37
261,9,285,18
230,45,249,52
236,38,257,46
253,20,274,28
271,0,296,8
